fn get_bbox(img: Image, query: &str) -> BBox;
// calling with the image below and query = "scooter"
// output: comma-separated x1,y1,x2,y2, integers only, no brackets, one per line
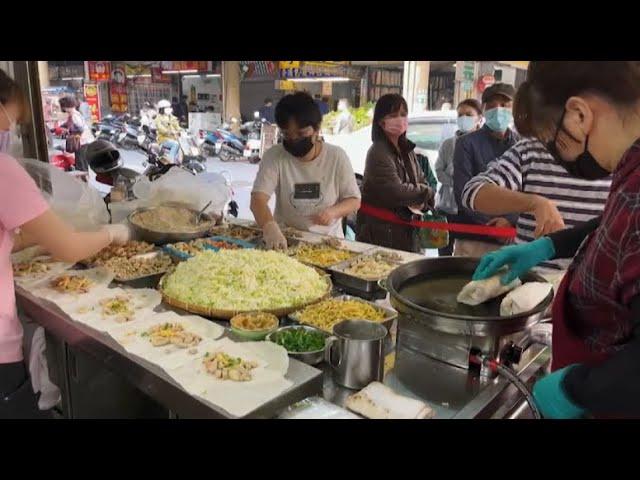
116,122,146,150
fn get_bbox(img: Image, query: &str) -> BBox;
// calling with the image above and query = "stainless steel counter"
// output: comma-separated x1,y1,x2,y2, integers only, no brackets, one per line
16,287,323,419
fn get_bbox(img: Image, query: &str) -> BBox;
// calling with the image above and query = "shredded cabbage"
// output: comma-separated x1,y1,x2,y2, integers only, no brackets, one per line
162,250,328,311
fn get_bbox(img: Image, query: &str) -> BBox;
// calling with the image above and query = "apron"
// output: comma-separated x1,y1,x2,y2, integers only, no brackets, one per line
551,273,625,419
551,273,610,372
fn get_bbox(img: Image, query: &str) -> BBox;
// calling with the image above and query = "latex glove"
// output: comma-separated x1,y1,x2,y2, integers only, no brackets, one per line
530,195,565,238
532,365,585,419
102,224,132,245
263,221,287,250
310,208,336,226
472,236,556,285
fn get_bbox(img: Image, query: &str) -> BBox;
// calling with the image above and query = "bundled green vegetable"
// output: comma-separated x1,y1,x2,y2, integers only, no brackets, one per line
271,328,326,353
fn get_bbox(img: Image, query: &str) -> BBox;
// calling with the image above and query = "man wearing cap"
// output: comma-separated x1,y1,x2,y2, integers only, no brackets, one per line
451,83,519,257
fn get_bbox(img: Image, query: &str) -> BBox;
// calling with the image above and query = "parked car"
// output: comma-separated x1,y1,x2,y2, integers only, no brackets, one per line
323,110,458,178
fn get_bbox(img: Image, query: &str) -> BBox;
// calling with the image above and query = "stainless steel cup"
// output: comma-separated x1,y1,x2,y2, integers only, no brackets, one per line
325,319,388,390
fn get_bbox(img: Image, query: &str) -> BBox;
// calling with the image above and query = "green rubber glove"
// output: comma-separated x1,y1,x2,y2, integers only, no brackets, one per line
472,237,556,285
532,365,586,419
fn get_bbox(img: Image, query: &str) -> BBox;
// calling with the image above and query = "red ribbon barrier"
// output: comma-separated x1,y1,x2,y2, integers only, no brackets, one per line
358,203,517,239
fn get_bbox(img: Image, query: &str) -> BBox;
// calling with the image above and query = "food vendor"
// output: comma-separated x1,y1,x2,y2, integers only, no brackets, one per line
473,61,640,419
251,92,361,249
0,69,130,418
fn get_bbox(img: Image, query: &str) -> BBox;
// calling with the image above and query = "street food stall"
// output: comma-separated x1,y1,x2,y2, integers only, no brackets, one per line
14,208,553,419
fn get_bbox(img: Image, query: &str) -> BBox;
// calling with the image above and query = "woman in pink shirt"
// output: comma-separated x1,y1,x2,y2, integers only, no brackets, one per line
0,70,130,418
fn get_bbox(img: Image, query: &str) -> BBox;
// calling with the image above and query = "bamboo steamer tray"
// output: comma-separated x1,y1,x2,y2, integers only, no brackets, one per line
158,272,333,320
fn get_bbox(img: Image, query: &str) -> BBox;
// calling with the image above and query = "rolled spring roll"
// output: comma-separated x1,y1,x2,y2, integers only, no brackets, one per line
457,274,521,306
500,282,553,316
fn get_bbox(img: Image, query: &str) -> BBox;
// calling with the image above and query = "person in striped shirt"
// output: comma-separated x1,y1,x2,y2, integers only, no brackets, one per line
461,137,611,274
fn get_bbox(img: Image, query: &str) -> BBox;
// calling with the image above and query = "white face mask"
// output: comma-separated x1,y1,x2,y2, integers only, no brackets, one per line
164,107,173,116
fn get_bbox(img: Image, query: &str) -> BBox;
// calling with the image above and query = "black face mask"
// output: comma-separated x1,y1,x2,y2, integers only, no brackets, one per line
283,136,314,158
546,110,610,180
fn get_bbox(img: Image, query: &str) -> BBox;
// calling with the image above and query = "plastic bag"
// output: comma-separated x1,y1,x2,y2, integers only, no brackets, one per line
132,168,231,218
17,158,109,229
418,212,449,249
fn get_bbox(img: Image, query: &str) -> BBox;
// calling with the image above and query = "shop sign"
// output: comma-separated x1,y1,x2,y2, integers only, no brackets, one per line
161,61,211,72
111,66,126,85
83,83,101,123
321,82,332,96
275,80,295,90
110,82,128,113
151,67,171,84
304,61,348,67
125,63,151,77
88,61,111,82
477,74,495,92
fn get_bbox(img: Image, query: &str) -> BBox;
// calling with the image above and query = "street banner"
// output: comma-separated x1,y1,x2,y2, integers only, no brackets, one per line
87,61,111,82
83,83,101,123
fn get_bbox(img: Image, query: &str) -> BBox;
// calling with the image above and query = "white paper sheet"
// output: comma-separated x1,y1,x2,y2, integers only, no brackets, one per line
165,338,292,417
57,287,161,333
108,311,225,370
31,267,114,306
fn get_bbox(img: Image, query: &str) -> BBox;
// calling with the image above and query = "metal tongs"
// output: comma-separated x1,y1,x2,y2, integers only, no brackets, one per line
195,201,213,226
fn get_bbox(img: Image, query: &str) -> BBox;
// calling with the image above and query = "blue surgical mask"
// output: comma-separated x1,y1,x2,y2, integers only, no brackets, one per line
484,107,513,132
457,115,477,133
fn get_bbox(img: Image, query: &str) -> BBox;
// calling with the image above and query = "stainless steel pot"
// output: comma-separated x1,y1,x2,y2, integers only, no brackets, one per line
384,256,553,338
128,202,216,245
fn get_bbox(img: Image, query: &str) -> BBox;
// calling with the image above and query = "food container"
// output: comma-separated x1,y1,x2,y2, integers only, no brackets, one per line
328,250,403,295
287,244,359,270
128,203,217,245
162,235,256,261
266,325,330,366
110,251,173,289
205,236,256,251
288,294,397,335
229,312,279,341
208,225,262,242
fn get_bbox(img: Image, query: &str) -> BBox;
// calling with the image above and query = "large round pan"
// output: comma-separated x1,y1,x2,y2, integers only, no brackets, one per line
128,202,217,245
385,256,554,337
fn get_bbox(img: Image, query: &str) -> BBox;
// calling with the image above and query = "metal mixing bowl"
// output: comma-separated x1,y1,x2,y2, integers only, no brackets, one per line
128,203,216,245
266,325,331,366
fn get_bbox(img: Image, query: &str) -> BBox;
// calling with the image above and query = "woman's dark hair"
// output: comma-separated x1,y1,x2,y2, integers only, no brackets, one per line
457,98,482,116
372,93,409,146
514,61,640,138
0,69,26,121
59,95,77,111
275,92,322,131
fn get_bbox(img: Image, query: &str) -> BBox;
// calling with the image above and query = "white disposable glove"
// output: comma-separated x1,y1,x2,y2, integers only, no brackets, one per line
263,221,287,250
102,224,132,245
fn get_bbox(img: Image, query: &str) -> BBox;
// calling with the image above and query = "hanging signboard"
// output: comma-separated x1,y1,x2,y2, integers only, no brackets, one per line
161,61,211,72
83,83,101,123
110,82,128,113
321,82,332,96
151,67,171,84
88,61,111,82
111,65,126,85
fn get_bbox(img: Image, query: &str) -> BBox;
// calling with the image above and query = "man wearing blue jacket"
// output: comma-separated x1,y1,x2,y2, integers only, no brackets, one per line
452,83,519,256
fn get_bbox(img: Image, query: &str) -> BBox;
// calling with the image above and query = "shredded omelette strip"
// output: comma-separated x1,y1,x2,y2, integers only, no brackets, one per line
296,299,386,332
290,244,356,268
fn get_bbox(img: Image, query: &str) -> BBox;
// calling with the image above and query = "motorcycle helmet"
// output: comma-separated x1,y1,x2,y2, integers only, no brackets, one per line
157,99,171,114
86,139,122,174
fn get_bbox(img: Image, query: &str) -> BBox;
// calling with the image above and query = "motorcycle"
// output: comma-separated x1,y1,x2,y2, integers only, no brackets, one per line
116,122,146,150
